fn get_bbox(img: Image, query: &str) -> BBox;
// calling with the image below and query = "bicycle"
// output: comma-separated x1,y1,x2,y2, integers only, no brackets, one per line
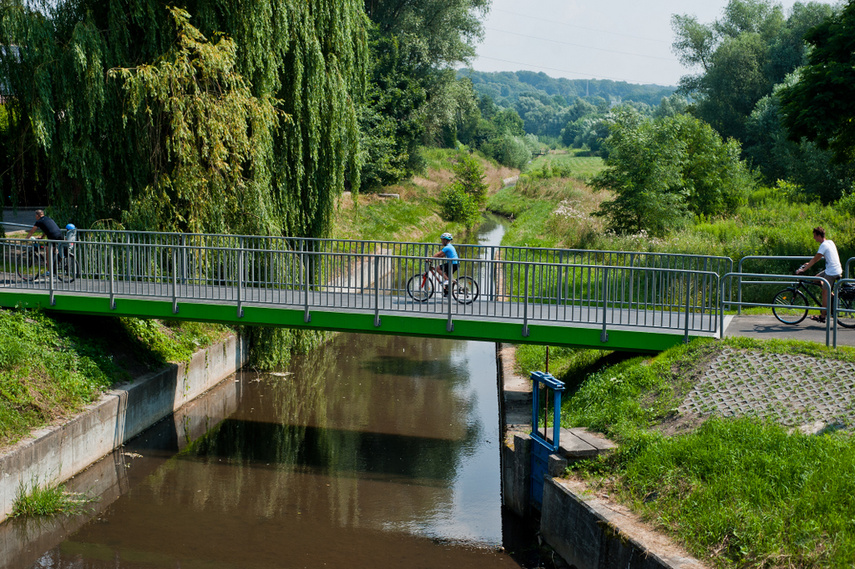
772,276,855,328
15,239,79,283
406,260,480,305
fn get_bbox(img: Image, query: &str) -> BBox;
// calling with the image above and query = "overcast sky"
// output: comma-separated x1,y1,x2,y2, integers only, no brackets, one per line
470,0,839,87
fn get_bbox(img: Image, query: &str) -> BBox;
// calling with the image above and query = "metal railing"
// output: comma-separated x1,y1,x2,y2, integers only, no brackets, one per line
833,278,855,348
720,272,833,345
735,255,855,315
0,235,721,342
7,232,855,346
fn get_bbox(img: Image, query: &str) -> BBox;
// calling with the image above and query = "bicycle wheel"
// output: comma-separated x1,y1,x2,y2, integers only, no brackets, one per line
406,274,434,302
772,288,808,325
837,296,855,328
57,254,80,283
452,276,480,305
16,248,45,281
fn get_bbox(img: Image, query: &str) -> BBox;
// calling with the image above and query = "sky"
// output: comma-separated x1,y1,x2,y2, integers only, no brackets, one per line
470,0,839,87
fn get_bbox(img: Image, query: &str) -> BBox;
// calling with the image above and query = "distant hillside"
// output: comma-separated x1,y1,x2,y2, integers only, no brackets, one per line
459,69,677,108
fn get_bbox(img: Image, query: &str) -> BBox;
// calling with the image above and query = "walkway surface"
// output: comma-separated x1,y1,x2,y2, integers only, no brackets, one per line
724,313,855,347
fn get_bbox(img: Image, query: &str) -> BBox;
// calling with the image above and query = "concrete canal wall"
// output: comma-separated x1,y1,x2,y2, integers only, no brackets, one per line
498,344,707,569
0,334,248,523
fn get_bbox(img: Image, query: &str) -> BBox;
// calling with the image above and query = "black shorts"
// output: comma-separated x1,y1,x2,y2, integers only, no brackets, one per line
445,262,459,277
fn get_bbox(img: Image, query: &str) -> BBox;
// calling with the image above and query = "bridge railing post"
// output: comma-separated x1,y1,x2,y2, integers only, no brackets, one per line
522,263,529,337
684,271,691,343
48,241,56,306
600,266,608,343
172,245,179,314
374,253,381,327
237,237,244,319
109,245,116,310
447,261,454,332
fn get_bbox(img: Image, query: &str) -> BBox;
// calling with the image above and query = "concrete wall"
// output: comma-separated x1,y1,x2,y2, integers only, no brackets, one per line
0,334,248,522
0,373,242,568
501,435,706,569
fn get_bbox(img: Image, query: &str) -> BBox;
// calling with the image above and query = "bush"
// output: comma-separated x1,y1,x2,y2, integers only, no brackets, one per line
439,183,481,226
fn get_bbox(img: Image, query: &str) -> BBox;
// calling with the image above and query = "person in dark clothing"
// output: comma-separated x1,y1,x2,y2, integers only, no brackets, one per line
26,209,63,241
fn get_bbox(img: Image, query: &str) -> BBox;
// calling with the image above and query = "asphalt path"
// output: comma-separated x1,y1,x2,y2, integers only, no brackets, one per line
723,314,855,347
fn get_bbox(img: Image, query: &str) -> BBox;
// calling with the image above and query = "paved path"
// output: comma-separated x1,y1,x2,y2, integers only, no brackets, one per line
723,314,855,347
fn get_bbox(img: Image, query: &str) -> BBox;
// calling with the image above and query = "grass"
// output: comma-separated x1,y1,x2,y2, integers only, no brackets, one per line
542,337,855,568
334,148,519,244
0,309,232,449
12,479,94,517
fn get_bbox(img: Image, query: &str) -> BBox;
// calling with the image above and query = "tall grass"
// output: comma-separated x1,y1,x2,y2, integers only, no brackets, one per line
12,479,93,517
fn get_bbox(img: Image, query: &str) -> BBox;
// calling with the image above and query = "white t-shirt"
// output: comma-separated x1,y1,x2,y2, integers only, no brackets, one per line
818,239,842,277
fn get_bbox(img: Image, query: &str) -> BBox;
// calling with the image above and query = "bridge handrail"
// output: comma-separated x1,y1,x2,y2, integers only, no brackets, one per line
23,236,723,277
74,229,733,269
720,272,833,345
735,255,855,315
833,278,855,348
1,236,721,339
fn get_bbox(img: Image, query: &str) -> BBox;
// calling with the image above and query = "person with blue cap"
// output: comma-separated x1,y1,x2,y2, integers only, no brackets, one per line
432,232,459,294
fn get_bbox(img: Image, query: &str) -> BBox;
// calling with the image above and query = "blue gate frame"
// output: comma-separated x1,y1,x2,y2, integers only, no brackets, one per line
530,371,565,510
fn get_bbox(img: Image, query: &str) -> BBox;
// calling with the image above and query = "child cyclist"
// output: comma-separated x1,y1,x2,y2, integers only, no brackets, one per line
432,232,459,294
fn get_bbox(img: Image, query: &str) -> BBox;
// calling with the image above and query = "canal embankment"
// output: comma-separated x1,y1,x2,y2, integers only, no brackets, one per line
498,343,708,569
0,333,248,523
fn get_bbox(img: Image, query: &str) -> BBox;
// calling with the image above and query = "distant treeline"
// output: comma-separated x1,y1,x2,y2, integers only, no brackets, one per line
458,69,677,108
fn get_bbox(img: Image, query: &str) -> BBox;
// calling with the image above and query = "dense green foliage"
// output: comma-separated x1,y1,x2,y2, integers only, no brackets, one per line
359,0,489,189
0,0,367,238
672,0,834,143
439,152,488,226
592,111,753,236
671,0,855,201
780,0,855,165
461,70,676,109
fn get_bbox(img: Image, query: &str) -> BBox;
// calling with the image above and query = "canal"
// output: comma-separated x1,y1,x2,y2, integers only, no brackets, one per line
5,216,546,568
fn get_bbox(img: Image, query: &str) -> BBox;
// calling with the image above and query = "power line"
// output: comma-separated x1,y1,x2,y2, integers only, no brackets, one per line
493,7,673,45
486,27,678,62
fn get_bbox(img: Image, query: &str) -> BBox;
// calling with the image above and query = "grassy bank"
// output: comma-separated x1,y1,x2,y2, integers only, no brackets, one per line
500,152,855,567
516,338,855,568
334,148,517,243
488,152,854,269
0,310,232,450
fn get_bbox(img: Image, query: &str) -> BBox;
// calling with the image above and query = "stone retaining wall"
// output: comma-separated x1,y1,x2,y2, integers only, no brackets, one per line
0,334,248,522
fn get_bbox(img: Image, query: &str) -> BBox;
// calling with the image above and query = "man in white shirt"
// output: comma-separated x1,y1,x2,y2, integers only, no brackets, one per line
796,226,843,322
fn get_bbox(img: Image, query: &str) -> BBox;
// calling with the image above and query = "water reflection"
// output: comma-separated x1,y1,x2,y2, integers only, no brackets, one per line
13,333,522,569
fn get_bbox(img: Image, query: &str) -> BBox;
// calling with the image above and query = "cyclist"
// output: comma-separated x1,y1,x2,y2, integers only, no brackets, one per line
432,232,459,294
796,226,842,323
26,209,63,241
61,223,77,258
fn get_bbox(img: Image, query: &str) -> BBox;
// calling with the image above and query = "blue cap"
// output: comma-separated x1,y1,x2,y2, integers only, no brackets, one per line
66,224,76,231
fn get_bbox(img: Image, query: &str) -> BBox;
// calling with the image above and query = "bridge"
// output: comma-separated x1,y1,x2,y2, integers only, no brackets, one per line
0,230,735,352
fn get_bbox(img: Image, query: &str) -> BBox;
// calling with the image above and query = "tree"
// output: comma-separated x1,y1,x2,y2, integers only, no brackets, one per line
0,0,368,238
110,8,282,234
593,111,753,236
440,152,488,226
672,0,833,143
359,0,489,186
779,1,855,164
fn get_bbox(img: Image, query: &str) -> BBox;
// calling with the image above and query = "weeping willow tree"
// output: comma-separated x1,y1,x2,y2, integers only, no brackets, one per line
1,0,367,366
0,0,367,238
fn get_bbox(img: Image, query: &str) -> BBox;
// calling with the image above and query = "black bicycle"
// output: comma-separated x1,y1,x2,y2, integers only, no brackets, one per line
772,278,855,328
16,239,79,283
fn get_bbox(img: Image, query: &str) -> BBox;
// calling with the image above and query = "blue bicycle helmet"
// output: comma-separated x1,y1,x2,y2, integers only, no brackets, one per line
440,232,453,241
